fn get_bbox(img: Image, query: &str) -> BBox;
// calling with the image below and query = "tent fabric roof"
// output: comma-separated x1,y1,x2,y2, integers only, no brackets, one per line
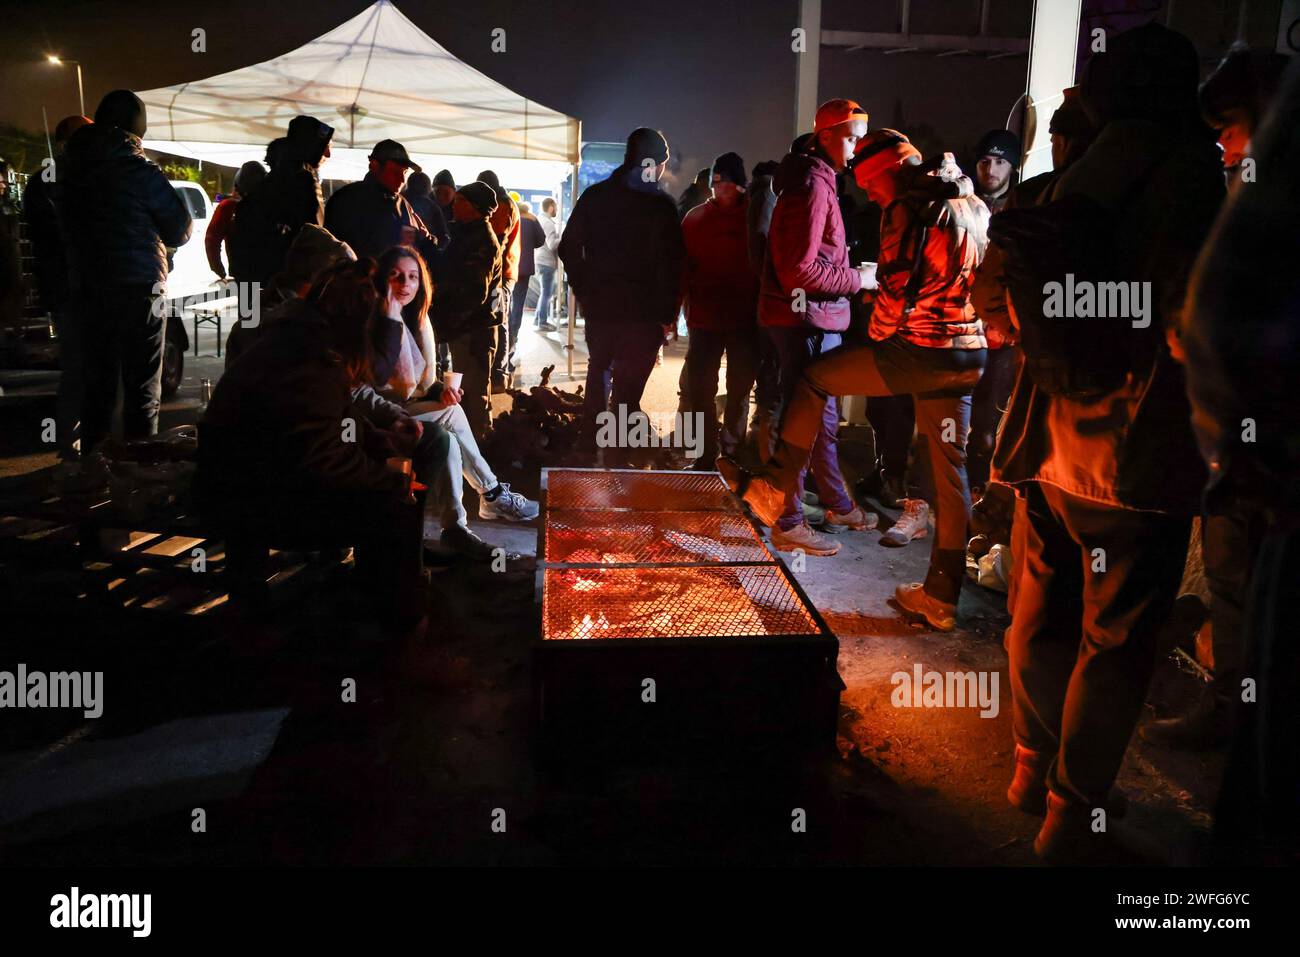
137,0,579,176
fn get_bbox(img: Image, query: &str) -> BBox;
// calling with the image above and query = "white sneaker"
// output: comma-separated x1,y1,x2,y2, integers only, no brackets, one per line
478,483,539,522
880,499,931,547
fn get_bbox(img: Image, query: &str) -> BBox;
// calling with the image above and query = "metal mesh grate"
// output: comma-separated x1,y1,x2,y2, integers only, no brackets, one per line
542,565,821,640
545,509,773,565
544,469,735,512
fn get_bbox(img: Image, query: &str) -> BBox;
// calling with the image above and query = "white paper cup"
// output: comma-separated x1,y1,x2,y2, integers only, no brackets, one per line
443,371,463,391
859,261,879,291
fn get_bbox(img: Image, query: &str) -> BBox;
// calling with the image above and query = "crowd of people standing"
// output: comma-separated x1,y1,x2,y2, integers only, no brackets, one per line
14,20,1297,865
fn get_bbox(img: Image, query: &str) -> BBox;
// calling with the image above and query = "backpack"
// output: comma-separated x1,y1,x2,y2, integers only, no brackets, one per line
987,161,1163,399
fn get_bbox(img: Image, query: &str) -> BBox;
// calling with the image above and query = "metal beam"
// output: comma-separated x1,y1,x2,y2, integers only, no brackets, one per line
822,29,1028,54
795,0,822,137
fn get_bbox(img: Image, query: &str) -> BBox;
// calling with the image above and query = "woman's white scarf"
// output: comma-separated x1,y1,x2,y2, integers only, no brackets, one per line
385,311,439,402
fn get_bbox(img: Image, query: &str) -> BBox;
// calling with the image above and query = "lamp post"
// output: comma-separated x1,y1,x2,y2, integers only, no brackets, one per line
46,55,85,116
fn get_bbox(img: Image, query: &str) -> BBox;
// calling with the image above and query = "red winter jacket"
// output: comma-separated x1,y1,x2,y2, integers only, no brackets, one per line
758,150,860,330
681,196,759,332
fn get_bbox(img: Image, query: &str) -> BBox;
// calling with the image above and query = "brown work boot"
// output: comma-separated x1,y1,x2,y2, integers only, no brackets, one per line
770,522,841,557
822,504,879,533
893,582,956,632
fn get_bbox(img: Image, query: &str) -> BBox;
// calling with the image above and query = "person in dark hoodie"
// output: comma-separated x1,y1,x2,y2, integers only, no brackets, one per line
989,23,1224,863
22,113,91,468
430,181,502,440
401,169,451,252
559,127,686,450
972,128,1020,215
722,101,877,558
325,139,440,264
60,90,192,461
228,114,333,286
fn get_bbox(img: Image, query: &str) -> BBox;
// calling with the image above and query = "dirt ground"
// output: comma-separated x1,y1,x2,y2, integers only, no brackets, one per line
0,318,1223,865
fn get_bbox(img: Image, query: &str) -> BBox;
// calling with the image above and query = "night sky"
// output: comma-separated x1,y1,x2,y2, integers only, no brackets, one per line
0,0,810,193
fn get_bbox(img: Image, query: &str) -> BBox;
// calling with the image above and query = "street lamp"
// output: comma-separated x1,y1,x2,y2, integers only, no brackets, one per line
46,55,85,116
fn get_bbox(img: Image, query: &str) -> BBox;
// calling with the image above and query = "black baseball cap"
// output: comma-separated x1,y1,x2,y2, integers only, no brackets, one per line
370,139,421,173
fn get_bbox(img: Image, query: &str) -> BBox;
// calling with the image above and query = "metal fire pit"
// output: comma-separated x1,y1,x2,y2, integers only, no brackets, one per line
535,468,842,761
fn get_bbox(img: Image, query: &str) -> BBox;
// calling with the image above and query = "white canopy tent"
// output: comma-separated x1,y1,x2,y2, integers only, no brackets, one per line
137,0,579,191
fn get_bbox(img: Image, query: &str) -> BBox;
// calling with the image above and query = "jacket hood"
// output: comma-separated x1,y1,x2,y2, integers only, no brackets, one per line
286,116,334,168
773,149,838,198
64,123,143,174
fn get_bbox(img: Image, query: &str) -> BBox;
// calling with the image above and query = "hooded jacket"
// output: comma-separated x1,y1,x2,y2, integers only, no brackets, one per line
60,124,192,288
430,216,502,341
559,164,685,326
991,121,1223,512
324,171,438,263
681,196,759,332
759,150,859,331
230,117,333,284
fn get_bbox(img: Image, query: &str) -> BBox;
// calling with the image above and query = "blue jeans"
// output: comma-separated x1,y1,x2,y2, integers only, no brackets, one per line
535,265,556,326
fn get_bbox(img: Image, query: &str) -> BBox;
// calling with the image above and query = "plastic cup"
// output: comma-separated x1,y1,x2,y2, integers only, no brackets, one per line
443,371,463,391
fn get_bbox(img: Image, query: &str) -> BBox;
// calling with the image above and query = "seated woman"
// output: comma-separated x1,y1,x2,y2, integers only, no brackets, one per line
371,245,538,525
196,258,426,635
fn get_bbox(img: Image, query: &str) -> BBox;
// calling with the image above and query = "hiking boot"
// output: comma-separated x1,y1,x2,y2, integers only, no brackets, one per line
1139,688,1230,750
716,457,785,527
893,582,956,632
478,483,539,522
770,522,841,557
822,504,879,533
436,525,497,560
880,498,931,547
